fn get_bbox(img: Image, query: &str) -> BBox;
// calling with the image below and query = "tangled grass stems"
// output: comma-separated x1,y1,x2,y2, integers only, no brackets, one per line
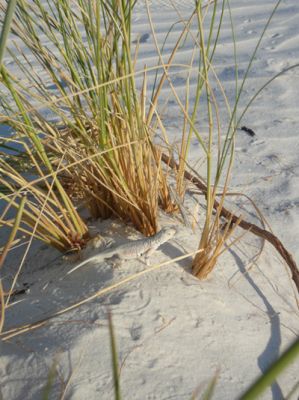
0,0,297,287
0,0,176,240
0,68,89,250
0,3,298,398
155,0,291,281
0,139,89,251
145,0,239,279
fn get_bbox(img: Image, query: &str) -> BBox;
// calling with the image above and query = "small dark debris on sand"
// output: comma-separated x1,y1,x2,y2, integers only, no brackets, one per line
241,126,256,137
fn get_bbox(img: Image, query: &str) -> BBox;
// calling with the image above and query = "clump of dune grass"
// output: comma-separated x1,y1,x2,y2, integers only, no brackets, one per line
0,83,89,252
0,0,175,249
146,0,287,280
190,0,285,279
145,0,239,278
1,0,293,285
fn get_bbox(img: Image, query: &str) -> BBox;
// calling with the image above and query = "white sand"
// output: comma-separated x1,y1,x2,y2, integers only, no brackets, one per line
1,1,299,399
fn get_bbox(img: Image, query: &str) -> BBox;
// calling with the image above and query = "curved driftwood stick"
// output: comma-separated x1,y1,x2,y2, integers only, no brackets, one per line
161,153,299,293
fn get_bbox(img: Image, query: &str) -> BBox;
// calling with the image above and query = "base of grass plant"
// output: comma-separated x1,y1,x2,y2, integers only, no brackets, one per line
192,246,217,279
192,214,239,279
192,236,225,279
51,121,176,237
0,0,177,240
162,154,299,291
0,159,89,253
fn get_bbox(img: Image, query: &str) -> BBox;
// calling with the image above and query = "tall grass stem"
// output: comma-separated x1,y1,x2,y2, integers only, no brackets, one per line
0,0,17,66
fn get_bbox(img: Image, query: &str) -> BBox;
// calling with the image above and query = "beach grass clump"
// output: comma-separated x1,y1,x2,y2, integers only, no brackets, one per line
0,71,89,251
0,0,248,269
147,0,284,280
0,129,89,252
1,0,291,282
190,0,284,279
146,0,239,278
0,0,175,251
189,0,236,279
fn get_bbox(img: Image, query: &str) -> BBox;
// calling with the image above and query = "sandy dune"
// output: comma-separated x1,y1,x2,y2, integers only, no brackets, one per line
1,1,299,399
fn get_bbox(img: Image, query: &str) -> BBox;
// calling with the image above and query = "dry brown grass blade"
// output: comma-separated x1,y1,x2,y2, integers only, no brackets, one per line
0,64,190,124
161,153,299,293
0,197,26,270
0,197,26,333
192,214,243,279
0,280,4,333
1,0,183,238
0,249,203,341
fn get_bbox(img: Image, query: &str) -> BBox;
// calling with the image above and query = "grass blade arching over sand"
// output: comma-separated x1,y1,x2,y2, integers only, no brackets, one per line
0,0,175,241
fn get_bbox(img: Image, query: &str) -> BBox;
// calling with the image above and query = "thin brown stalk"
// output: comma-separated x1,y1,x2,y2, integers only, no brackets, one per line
0,197,26,270
0,197,26,332
0,280,4,333
0,249,204,341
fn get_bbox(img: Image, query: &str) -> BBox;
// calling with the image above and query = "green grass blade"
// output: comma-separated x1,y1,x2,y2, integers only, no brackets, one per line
217,0,283,180
0,0,18,66
108,312,122,400
201,374,218,400
42,360,57,400
240,338,299,400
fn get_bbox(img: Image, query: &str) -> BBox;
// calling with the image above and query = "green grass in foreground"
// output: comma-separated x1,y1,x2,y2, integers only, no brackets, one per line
41,317,298,399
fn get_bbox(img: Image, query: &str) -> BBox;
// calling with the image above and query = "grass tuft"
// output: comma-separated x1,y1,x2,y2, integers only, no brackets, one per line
0,0,175,244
